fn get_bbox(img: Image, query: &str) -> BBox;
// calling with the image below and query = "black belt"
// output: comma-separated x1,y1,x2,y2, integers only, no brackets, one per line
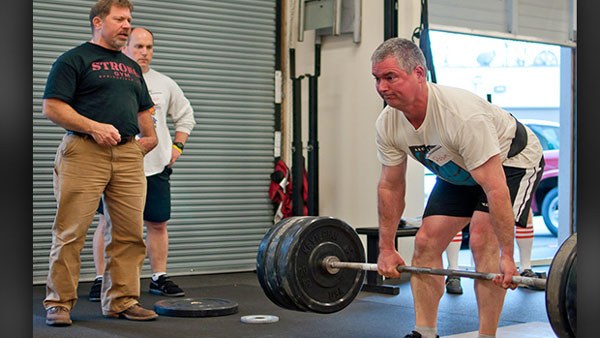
507,117,528,158
66,131,134,145
116,136,135,145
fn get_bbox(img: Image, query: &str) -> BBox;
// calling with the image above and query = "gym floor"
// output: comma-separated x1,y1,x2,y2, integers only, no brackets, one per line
32,218,559,337
32,269,554,338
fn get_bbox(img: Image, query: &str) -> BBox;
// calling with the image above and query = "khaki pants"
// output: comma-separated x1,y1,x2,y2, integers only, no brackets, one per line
44,134,148,314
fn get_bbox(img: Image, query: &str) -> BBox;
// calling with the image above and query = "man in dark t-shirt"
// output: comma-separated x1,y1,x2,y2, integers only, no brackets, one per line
42,0,159,326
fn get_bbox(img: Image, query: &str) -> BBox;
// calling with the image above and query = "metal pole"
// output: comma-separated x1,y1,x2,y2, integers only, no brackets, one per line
322,256,547,289
384,0,398,41
307,42,321,216
290,48,305,216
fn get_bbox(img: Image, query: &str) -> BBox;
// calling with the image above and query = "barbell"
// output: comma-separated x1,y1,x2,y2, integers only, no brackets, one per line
256,216,577,338
321,256,547,289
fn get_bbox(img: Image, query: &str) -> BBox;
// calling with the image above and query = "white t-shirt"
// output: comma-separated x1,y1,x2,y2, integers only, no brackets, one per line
375,82,542,186
142,68,196,176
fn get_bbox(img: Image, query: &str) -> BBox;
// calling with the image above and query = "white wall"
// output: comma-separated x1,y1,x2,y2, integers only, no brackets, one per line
282,1,424,237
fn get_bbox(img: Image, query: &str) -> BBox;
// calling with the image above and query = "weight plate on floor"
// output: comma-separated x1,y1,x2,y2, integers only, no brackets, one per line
278,216,366,314
256,216,306,310
545,233,576,338
153,297,238,317
240,314,279,324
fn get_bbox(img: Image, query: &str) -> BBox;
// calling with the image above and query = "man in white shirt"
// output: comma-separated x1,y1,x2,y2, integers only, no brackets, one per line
371,38,544,338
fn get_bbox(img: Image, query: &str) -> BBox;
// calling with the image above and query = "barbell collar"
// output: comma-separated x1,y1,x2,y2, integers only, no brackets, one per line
322,256,547,290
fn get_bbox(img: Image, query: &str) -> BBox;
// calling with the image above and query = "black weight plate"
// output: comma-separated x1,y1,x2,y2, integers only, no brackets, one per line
289,217,365,313
257,217,297,309
256,217,305,310
264,216,313,311
280,217,366,314
545,233,576,338
154,297,238,317
565,256,577,336
274,217,315,312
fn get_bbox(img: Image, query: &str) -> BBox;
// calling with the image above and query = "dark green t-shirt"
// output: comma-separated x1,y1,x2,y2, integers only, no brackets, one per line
43,42,154,136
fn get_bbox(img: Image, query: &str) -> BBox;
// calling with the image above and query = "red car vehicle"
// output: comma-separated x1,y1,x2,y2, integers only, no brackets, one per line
522,119,560,236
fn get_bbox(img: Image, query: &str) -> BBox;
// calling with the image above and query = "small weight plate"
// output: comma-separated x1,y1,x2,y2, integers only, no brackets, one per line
154,297,238,317
240,315,279,324
545,233,576,338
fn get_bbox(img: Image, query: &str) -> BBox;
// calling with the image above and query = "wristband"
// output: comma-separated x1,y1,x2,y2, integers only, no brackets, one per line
172,142,184,153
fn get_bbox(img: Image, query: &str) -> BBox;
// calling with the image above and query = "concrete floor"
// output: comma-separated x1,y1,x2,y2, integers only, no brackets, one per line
33,216,560,338
33,270,555,338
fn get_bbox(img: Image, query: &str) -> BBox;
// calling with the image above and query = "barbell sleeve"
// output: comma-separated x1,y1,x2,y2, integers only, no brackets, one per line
323,256,547,290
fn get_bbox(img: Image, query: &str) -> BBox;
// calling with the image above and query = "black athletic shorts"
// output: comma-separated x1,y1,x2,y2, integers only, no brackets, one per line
97,165,173,222
423,158,544,227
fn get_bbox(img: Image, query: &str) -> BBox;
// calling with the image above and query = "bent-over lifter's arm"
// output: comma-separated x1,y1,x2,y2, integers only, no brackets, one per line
469,153,518,288
377,161,408,278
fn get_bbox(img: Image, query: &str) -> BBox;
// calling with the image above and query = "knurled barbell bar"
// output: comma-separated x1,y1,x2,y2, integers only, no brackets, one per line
256,216,577,338
322,256,546,289
321,256,547,289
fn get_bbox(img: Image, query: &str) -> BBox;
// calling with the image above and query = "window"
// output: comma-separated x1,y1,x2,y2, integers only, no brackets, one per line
527,123,560,151
425,31,567,247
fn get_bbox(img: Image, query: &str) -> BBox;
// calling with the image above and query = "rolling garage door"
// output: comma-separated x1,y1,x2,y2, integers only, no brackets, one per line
428,0,576,46
33,0,276,284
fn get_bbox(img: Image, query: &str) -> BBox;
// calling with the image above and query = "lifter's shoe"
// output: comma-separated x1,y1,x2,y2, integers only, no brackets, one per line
403,331,439,338
445,276,463,294
149,275,185,297
88,277,102,302
103,303,158,321
46,306,72,326
519,269,546,291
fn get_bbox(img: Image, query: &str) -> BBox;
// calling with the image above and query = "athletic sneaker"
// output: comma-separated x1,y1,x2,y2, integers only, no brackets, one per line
149,275,185,297
403,331,439,338
445,276,463,294
88,277,102,302
519,269,546,291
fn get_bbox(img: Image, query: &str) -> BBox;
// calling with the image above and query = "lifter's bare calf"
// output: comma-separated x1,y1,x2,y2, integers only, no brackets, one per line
410,216,470,330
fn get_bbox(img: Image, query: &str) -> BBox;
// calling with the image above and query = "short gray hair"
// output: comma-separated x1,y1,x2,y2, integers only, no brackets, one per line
371,38,428,74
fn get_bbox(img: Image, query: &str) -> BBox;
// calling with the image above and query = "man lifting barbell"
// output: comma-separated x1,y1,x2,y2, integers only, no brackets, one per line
256,217,576,337
371,38,544,338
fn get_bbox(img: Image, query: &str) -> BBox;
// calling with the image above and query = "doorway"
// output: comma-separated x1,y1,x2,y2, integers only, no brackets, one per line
424,30,573,267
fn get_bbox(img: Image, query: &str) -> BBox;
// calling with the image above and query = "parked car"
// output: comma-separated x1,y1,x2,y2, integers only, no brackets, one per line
522,119,560,236
423,118,561,237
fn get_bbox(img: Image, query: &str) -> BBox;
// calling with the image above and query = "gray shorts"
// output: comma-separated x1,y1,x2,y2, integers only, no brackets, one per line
423,158,544,227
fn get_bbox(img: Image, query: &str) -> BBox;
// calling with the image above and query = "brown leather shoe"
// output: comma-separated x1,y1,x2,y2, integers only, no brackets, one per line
46,306,72,326
104,303,158,321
